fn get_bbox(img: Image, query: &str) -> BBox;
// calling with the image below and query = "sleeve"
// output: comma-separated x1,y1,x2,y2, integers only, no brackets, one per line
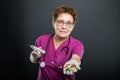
35,37,41,47
72,40,84,59
35,35,45,47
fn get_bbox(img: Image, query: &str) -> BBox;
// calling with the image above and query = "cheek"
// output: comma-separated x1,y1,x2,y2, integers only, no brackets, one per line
53,24,59,31
69,27,74,32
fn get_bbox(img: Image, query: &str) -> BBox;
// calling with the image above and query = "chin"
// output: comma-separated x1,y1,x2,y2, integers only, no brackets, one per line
59,34,69,38
57,32,70,38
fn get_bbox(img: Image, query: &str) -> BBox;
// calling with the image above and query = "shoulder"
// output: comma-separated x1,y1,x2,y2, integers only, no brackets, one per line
35,33,52,47
36,33,51,41
70,36,84,47
35,33,52,45
70,36,84,58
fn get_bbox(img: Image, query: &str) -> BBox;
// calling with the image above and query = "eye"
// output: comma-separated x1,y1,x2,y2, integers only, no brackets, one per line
56,20,64,24
66,22,73,25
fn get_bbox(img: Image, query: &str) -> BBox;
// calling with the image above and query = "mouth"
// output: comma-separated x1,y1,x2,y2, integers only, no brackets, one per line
60,30,67,33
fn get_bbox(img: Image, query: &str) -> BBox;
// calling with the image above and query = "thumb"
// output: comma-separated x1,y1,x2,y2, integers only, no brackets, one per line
76,65,81,70
72,59,81,70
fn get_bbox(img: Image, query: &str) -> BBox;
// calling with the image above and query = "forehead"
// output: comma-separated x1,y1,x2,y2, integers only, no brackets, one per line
57,13,73,22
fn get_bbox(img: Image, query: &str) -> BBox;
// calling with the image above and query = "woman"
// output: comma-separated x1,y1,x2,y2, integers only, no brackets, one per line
30,5,84,80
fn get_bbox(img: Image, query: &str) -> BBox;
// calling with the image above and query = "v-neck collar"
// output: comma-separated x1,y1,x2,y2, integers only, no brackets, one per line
51,37,69,52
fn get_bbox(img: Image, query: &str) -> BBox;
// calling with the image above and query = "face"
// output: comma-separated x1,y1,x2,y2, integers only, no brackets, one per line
52,13,75,38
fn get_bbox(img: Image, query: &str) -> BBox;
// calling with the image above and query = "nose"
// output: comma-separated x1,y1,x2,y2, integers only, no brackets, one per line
62,23,67,29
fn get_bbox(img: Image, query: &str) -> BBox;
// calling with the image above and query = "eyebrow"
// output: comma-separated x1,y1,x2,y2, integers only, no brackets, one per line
57,19,73,22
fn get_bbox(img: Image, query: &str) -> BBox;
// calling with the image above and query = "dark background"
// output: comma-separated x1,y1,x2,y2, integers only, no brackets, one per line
1,0,120,80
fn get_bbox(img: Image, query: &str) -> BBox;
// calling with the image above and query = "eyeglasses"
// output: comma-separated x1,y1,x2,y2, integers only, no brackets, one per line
56,20,74,28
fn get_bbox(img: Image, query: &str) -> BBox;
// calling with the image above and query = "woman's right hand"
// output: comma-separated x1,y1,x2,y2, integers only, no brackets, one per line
29,45,45,63
30,51,41,63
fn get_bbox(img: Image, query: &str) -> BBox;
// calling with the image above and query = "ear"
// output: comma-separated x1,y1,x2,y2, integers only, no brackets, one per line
72,23,76,28
70,24,75,32
52,20,55,27
73,24,75,28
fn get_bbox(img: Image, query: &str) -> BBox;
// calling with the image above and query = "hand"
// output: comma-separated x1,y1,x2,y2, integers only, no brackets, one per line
29,45,45,54
30,50,41,63
63,59,81,75
30,45,45,57
31,49,42,58
29,45,45,63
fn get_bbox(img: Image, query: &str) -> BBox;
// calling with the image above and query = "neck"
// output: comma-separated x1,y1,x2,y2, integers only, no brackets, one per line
53,35,69,42
53,35,69,50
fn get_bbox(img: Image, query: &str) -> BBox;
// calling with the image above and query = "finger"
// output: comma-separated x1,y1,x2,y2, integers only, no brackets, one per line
66,70,70,75
32,51,41,57
73,69,77,73
31,52,38,57
30,56,34,61
34,49,40,54
63,69,67,74
38,47,41,49
76,65,81,70
71,67,77,72
69,71,73,75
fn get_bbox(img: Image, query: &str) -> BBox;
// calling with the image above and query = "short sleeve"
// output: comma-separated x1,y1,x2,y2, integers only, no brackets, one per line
72,40,84,59
34,34,51,49
35,36,42,47
35,34,46,47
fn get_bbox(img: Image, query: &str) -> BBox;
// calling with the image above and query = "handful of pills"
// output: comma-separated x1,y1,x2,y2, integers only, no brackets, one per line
64,64,77,75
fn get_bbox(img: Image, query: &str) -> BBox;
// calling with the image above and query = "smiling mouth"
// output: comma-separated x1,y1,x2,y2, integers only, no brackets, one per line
60,30,67,32
60,31,67,33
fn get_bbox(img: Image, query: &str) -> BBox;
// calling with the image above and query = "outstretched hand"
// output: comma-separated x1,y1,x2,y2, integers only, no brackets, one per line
63,59,81,75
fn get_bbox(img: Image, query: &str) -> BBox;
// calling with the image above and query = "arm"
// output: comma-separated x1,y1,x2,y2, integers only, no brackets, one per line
63,54,82,75
63,39,84,75
71,54,81,65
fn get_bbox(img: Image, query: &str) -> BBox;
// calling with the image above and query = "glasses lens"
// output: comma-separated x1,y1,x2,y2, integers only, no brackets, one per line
56,20,73,27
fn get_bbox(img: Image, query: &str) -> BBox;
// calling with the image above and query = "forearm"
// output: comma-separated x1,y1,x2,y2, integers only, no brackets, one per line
71,54,81,65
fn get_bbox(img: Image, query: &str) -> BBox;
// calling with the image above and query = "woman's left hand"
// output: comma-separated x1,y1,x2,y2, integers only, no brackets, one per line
63,59,81,75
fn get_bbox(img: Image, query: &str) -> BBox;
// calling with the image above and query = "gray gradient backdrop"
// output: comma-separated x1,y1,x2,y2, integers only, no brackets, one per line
1,0,120,80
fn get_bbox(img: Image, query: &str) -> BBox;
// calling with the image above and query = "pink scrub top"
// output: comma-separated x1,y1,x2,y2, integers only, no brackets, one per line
35,34,84,80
